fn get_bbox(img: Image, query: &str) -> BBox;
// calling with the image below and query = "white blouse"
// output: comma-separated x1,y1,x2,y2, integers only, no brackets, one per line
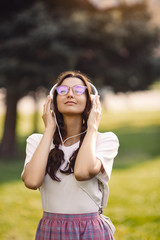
22,132,119,214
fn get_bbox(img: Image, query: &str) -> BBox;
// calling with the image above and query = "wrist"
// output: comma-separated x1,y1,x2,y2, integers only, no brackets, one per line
87,125,98,134
44,127,55,137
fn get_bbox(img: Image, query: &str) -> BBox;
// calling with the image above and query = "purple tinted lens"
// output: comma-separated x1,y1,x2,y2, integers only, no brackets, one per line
73,86,86,95
56,85,87,95
56,86,68,95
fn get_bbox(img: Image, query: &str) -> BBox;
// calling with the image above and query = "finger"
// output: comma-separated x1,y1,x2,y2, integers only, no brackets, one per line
43,102,46,114
95,96,101,115
46,95,52,113
98,97,102,113
94,98,98,111
43,103,45,110
91,97,95,108
97,96,101,108
43,96,50,114
94,95,99,108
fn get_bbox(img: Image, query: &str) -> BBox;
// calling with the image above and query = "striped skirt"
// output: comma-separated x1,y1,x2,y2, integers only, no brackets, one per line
35,211,115,240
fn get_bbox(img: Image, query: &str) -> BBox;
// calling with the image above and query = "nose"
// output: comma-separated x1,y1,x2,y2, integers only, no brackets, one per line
67,87,74,97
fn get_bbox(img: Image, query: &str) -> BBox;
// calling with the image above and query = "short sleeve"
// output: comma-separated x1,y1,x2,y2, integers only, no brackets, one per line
96,132,119,183
21,133,43,175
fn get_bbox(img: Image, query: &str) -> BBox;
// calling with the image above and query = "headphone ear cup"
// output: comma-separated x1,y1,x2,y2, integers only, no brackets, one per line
49,89,54,110
50,91,53,99
89,82,98,96
49,84,57,110
91,94,95,102
49,84,57,99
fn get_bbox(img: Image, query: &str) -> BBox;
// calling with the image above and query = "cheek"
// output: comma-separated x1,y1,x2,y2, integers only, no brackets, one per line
81,96,87,110
56,96,62,112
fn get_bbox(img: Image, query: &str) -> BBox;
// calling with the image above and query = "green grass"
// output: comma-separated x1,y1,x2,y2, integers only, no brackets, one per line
0,110,160,239
106,157,160,240
113,125,160,169
0,157,160,240
99,109,160,130
0,181,42,240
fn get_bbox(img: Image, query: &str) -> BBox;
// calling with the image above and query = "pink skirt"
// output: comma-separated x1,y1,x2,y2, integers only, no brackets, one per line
35,211,114,240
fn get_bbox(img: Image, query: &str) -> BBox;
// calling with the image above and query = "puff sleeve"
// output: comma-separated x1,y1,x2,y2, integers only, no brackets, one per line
77,132,119,211
21,133,43,175
96,132,119,183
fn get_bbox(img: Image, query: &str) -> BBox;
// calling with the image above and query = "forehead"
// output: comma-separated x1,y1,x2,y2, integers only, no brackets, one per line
61,77,85,86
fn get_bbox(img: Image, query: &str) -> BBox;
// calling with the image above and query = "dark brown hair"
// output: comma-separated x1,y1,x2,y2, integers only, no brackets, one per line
46,71,92,181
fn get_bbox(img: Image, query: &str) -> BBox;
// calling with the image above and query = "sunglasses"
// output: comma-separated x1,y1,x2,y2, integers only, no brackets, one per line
56,85,87,96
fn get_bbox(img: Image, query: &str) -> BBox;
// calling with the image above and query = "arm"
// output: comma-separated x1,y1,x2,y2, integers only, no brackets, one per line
74,96,102,181
21,96,56,190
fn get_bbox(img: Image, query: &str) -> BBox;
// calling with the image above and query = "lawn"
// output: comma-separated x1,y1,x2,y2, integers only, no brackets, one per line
0,110,160,240
107,157,160,240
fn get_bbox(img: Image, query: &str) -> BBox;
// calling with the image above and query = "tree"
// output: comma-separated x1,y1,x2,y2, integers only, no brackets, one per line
0,2,71,157
0,0,95,157
43,2,160,92
72,4,160,91
0,0,160,157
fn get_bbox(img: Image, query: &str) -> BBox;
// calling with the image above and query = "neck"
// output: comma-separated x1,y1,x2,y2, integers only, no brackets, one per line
64,115,82,137
63,115,83,145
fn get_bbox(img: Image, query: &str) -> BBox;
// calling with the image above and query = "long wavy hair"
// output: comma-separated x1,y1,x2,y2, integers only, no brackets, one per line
46,71,92,181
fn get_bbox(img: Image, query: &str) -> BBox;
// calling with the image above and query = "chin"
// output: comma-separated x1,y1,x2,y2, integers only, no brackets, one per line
63,111,83,116
59,107,85,116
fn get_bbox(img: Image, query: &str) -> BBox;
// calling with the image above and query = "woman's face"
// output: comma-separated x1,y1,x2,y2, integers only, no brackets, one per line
56,77,87,116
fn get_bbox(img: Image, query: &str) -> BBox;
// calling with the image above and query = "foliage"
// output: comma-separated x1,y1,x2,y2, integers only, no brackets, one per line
0,3,65,96
71,5,160,92
0,0,160,157
0,1,160,94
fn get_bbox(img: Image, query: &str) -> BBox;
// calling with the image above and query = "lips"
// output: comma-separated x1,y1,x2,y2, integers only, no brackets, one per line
65,101,76,104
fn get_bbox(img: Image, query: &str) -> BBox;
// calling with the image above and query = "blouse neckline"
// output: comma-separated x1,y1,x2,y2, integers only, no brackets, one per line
61,141,80,148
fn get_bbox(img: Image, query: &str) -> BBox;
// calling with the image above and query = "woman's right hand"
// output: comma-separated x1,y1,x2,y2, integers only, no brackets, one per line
42,95,56,132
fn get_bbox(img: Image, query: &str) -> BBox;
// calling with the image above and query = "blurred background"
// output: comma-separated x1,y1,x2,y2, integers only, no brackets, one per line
0,0,160,239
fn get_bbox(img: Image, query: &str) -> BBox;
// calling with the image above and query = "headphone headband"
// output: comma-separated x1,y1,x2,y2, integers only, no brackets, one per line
49,82,98,99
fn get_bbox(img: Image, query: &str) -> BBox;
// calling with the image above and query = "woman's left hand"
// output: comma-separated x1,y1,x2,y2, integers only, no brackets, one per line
87,95,101,131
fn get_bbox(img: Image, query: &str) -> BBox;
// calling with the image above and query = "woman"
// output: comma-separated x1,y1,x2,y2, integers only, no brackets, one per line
21,70,119,240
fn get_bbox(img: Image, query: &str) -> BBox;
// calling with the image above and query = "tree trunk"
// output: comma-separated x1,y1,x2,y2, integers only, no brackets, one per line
33,93,39,133
0,91,20,158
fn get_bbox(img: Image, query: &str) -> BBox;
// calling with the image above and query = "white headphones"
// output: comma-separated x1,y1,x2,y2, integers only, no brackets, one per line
49,82,98,101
